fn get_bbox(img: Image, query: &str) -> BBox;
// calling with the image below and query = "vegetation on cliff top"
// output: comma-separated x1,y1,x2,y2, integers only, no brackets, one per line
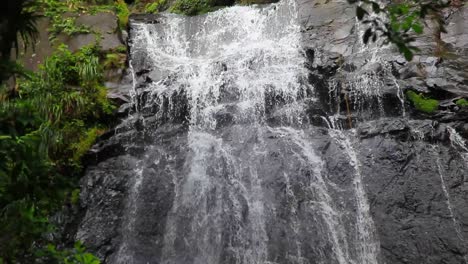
169,0,218,15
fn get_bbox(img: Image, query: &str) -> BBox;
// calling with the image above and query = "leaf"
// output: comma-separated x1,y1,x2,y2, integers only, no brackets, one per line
0,136,12,141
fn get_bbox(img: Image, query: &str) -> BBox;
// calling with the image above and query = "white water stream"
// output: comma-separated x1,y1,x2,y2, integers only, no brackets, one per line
118,0,396,262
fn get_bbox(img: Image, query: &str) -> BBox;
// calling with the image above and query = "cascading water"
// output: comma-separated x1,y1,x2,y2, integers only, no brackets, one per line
75,0,468,263
118,0,381,263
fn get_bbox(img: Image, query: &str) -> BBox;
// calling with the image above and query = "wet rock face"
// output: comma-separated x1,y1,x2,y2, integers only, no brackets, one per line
73,1,468,264
297,1,468,263
298,0,468,121
356,120,468,264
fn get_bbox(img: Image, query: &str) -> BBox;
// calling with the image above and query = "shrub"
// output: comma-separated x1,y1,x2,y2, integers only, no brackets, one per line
0,43,114,262
103,53,126,69
115,0,130,29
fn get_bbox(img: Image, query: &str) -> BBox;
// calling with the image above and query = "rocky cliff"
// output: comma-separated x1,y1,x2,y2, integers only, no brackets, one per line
70,1,468,263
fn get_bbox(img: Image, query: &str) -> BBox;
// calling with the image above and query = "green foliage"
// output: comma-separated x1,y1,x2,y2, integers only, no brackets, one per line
9,0,40,57
456,98,468,107
406,90,439,113
40,242,101,264
145,0,167,13
0,1,117,262
350,0,448,60
103,53,127,70
49,17,92,40
87,4,115,14
115,0,130,29
170,0,214,16
70,188,81,205
71,126,105,162
39,0,93,41
114,45,127,53
0,43,113,262
0,128,59,262
0,0,38,81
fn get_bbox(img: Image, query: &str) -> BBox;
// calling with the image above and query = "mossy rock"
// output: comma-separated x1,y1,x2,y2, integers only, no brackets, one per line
144,0,169,13
169,0,218,15
406,90,439,114
456,98,468,107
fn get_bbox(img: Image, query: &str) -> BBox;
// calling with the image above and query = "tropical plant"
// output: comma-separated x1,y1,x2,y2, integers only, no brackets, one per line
0,0,39,82
0,43,113,262
115,0,130,29
348,0,452,60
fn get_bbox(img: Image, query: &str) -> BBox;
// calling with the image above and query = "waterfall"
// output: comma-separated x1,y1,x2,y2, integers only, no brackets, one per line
434,147,468,264
70,0,468,262
115,0,384,263
327,129,380,264
448,126,468,163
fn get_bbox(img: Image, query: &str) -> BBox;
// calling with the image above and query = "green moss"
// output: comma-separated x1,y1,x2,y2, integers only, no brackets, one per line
103,53,126,69
70,189,81,205
71,127,105,162
406,90,439,113
169,0,214,16
456,98,468,107
145,0,167,13
114,45,127,53
115,0,130,29
95,85,116,115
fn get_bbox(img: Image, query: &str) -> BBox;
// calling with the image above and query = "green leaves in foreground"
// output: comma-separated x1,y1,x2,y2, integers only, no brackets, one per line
0,43,113,263
350,0,448,60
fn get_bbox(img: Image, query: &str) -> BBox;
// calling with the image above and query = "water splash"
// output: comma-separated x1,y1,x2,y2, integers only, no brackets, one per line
448,126,468,163
114,161,145,263
130,0,308,130
281,127,352,264
327,129,380,264
124,0,383,262
433,146,468,264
